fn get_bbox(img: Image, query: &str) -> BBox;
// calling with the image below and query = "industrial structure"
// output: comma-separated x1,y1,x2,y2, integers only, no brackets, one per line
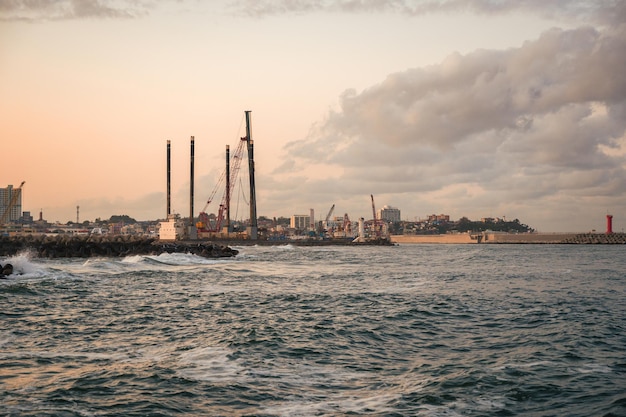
196,111,257,240
159,111,258,241
158,139,186,240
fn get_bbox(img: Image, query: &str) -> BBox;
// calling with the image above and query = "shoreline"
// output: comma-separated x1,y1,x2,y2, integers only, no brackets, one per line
2,233,625,261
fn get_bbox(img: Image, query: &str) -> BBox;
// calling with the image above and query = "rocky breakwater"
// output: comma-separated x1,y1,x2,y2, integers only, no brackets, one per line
0,235,238,259
560,233,626,244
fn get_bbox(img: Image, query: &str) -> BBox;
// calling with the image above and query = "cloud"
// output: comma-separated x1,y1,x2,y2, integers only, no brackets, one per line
229,0,626,26
274,23,626,224
0,0,155,21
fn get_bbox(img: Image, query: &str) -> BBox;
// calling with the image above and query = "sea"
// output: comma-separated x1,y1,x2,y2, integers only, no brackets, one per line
1,243,625,417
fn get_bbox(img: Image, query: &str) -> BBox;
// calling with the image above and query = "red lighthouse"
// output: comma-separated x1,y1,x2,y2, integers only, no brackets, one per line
606,214,613,234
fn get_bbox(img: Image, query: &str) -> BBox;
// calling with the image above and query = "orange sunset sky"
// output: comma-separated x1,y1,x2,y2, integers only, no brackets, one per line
1,0,625,232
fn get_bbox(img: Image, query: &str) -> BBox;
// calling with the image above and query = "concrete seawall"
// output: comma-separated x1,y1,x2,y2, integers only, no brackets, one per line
391,233,626,244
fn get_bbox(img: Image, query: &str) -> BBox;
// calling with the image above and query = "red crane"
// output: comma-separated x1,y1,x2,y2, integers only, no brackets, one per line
197,138,247,233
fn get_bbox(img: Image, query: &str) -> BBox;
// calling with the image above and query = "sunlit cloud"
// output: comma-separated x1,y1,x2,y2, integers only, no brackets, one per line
273,16,626,227
0,0,155,21
230,0,625,26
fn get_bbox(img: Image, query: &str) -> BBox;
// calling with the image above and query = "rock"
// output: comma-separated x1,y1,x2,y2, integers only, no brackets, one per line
2,263,13,276
0,235,238,259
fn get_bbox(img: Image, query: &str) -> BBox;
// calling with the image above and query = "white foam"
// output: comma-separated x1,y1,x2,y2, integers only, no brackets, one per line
268,244,296,251
0,251,50,280
262,390,402,416
576,363,612,374
257,362,405,416
176,346,245,382
120,255,145,264
0,349,129,362
144,252,228,266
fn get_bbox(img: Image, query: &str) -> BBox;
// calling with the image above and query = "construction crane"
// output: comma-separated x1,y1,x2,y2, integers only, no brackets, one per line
324,204,335,226
370,194,380,237
343,213,352,235
0,181,25,225
197,137,247,233
342,212,352,236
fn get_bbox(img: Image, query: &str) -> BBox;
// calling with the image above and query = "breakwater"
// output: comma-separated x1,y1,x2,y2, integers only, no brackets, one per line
392,232,626,244
560,233,626,244
211,237,394,246
0,235,238,259
484,232,626,244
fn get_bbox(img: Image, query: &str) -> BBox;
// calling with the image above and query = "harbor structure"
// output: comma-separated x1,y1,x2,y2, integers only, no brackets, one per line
607,214,613,234
224,145,231,234
158,140,185,240
196,111,258,240
166,140,171,217
245,111,258,240
188,136,197,239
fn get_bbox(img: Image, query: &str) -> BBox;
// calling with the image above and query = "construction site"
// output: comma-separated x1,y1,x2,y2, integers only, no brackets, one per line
158,111,389,244
2,110,623,245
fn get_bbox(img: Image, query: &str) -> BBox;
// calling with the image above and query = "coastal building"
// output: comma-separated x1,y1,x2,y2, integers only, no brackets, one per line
427,214,450,223
159,214,186,240
21,211,33,224
378,205,401,223
290,215,310,231
0,184,23,223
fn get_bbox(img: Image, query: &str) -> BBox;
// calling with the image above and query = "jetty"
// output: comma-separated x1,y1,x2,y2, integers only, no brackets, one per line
0,235,238,259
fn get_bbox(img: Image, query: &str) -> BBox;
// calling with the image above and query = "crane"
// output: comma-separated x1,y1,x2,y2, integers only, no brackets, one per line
370,194,380,237
342,212,352,236
324,204,335,225
197,137,247,233
1,181,25,225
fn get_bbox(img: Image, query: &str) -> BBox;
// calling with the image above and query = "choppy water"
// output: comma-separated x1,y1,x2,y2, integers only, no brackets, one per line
1,244,625,416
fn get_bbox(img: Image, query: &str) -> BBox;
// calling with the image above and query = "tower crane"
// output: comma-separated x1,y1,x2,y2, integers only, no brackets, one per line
0,181,25,225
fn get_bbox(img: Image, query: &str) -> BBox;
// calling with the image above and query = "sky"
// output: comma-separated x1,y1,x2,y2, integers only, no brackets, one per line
1,0,625,232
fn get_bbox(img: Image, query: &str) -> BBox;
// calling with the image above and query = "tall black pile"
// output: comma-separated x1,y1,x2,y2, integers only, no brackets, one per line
0,235,238,259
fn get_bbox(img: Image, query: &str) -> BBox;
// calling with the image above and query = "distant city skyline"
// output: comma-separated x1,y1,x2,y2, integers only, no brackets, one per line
2,1,624,232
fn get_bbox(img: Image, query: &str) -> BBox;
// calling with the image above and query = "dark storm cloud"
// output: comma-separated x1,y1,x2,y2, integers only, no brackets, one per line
230,0,624,26
279,22,626,204
0,0,155,21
